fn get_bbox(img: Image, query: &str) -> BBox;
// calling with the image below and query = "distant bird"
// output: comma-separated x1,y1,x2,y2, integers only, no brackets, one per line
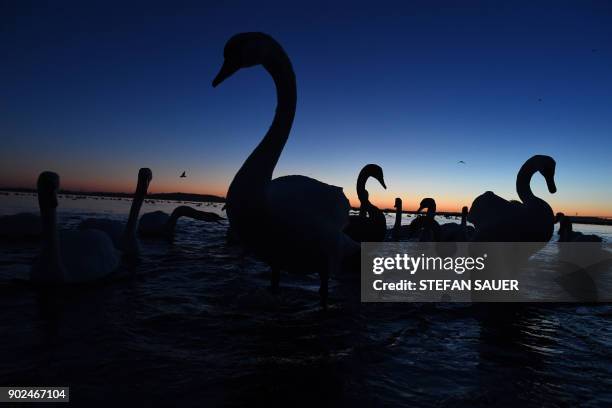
30,172,119,284
180,171,187,178
138,206,225,239
555,212,602,242
468,155,557,242
458,160,466,164
344,164,387,242
213,32,358,307
80,168,152,256
0,212,41,241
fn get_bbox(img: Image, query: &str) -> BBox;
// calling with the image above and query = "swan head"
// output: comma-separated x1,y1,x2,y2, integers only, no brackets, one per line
417,198,436,214
533,155,557,194
555,212,565,223
136,168,153,195
363,164,387,189
394,197,402,209
212,32,281,87
37,171,60,209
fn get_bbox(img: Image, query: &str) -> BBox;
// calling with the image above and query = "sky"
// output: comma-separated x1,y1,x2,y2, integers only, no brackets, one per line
1,1,611,217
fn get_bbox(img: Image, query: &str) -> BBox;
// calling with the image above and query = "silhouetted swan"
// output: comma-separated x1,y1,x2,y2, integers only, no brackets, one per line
30,172,119,284
391,198,414,241
344,164,387,242
213,32,358,307
138,206,225,239
407,198,441,241
180,171,186,178
555,212,602,242
80,168,152,256
439,206,475,241
468,155,557,242
0,212,41,240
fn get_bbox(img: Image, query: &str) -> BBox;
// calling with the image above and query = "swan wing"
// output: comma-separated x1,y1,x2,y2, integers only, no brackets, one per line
266,175,353,252
468,191,515,230
80,218,124,247
138,211,169,235
60,230,120,283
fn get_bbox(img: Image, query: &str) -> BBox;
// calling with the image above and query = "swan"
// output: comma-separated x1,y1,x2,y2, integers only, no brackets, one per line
344,164,387,242
407,198,441,241
555,212,602,242
468,155,557,242
391,198,415,241
30,172,119,284
80,168,152,256
212,32,358,306
138,205,225,239
0,212,41,240
439,206,475,242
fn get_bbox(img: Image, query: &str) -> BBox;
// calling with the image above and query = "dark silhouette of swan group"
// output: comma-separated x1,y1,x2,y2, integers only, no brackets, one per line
0,33,604,306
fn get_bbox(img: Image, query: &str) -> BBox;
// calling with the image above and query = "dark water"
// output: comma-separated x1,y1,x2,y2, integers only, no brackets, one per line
1,195,611,407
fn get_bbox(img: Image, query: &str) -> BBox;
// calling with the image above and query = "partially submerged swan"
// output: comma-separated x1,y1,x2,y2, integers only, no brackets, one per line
213,32,358,306
30,172,119,284
344,164,387,242
555,212,602,242
0,212,41,240
138,206,225,239
80,168,152,255
468,155,557,242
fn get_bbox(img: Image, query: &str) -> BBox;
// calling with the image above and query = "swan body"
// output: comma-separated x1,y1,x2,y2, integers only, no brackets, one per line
0,212,41,240
555,213,602,242
30,172,119,284
344,164,387,242
80,168,152,255
138,205,224,238
213,32,358,306
439,206,475,242
468,155,557,242
406,198,441,241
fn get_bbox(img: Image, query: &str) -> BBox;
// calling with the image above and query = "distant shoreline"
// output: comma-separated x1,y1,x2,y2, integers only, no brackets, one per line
0,188,225,204
2,188,610,226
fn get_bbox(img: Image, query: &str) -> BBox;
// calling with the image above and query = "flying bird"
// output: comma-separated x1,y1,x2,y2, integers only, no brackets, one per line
458,160,466,164
180,171,186,178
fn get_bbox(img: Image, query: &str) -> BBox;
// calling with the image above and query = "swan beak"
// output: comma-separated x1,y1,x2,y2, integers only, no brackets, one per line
212,61,239,87
546,178,557,194
380,179,387,189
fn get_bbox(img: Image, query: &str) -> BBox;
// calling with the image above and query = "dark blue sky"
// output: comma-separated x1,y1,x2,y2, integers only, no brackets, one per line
1,1,611,215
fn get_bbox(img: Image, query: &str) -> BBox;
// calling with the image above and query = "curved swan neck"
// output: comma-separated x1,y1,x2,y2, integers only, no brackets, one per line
516,160,538,203
230,53,296,195
356,170,371,206
166,206,195,232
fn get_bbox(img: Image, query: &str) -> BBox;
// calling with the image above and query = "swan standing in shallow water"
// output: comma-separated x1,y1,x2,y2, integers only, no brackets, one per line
80,168,152,256
138,205,225,239
555,212,602,242
30,172,119,284
0,212,41,240
468,155,557,242
213,32,358,307
344,164,387,242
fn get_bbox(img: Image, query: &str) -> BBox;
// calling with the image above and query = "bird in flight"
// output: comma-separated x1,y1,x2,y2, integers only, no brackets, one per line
180,171,186,178
458,160,466,164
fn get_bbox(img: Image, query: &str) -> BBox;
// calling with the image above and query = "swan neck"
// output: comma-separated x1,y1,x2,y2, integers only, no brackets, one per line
37,206,64,281
229,53,296,199
393,202,402,230
461,212,467,227
125,184,148,237
516,161,537,202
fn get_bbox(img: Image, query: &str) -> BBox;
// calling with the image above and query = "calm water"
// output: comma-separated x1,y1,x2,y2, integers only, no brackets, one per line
1,193,611,407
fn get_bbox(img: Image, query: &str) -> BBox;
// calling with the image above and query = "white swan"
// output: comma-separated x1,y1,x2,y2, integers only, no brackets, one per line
138,205,225,239
0,212,41,240
213,32,358,306
344,164,387,242
468,155,557,242
80,168,152,256
30,172,119,284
